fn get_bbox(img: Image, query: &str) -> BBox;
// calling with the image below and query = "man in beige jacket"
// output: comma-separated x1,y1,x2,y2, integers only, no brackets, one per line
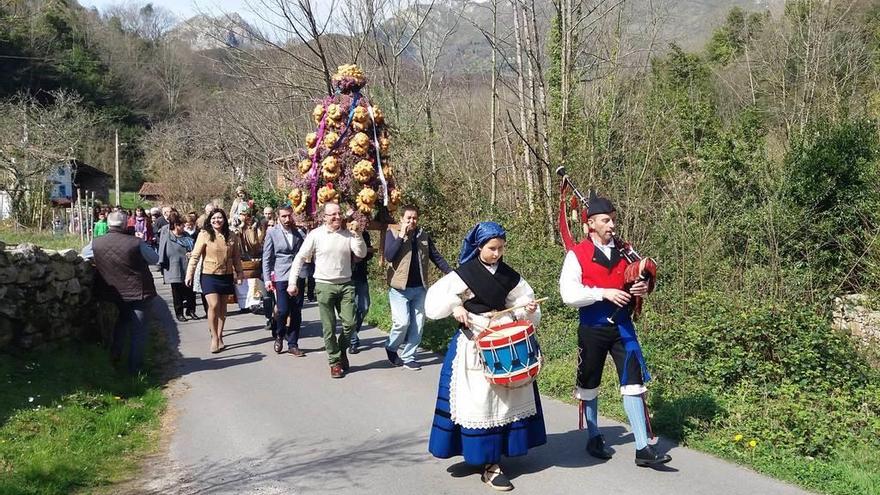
383,205,451,371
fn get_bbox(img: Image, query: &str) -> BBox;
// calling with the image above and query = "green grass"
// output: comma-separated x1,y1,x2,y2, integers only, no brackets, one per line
108,191,148,210
0,228,85,251
0,334,168,494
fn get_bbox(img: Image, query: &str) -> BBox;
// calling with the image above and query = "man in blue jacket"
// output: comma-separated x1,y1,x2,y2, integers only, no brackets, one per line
262,204,306,357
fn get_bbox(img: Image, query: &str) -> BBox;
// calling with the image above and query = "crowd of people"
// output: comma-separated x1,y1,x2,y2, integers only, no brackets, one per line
80,186,672,492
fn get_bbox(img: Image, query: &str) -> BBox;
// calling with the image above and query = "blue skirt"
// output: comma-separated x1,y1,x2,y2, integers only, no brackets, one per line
200,274,235,295
428,331,547,465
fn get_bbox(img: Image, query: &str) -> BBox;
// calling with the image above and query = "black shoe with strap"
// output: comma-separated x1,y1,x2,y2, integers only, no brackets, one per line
635,445,671,467
481,464,513,491
586,434,613,460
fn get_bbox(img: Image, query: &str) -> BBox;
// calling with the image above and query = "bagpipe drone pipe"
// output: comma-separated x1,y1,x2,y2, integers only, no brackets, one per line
555,166,657,322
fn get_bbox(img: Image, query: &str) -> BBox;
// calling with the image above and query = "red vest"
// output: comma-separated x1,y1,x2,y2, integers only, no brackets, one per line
571,240,629,290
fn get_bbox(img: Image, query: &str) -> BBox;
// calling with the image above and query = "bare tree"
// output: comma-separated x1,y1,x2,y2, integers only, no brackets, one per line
0,92,100,225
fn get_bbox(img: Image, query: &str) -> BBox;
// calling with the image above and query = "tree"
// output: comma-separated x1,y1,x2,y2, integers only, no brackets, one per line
0,91,100,225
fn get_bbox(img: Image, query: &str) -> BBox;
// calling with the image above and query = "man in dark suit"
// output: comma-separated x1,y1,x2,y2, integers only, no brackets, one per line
82,211,176,373
262,204,306,356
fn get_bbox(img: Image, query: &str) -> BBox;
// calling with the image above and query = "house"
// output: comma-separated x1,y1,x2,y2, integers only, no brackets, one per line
48,160,112,205
138,182,167,202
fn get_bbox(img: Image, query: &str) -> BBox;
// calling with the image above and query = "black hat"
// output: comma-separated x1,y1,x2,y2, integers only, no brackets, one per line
588,189,615,217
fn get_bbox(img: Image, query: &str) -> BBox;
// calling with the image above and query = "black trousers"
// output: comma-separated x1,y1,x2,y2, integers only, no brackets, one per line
306,274,316,300
170,282,196,316
576,324,644,390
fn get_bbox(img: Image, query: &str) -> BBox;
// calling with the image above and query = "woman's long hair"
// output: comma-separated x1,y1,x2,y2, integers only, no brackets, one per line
204,208,231,242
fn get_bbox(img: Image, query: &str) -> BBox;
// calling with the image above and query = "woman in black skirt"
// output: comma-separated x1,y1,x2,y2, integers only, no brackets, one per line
186,208,243,353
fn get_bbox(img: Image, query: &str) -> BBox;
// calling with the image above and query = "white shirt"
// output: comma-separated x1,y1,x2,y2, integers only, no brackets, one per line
425,262,541,329
558,238,617,308
288,225,367,285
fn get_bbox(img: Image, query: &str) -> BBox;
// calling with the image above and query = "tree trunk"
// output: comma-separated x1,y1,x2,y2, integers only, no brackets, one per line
522,0,554,238
512,2,535,213
490,0,499,207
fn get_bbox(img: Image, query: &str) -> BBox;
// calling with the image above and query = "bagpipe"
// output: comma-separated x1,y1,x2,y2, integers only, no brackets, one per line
556,166,657,321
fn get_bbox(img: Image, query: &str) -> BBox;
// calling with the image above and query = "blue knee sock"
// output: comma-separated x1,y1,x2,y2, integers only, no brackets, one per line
583,398,600,439
622,395,649,449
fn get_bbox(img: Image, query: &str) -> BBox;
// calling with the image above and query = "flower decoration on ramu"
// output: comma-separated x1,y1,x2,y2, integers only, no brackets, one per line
283,63,402,226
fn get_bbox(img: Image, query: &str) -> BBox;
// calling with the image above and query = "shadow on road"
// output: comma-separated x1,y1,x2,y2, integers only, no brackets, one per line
155,432,429,494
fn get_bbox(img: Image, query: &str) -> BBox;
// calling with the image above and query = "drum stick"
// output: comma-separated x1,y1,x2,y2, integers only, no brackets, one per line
489,297,549,320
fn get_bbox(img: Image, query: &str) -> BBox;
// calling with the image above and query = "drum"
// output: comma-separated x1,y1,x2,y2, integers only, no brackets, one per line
475,320,542,388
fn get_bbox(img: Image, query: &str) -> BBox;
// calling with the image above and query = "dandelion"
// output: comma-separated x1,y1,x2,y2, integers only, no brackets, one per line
733,434,743,442
28,397,34,403
113,396,122,400
748,439,758,448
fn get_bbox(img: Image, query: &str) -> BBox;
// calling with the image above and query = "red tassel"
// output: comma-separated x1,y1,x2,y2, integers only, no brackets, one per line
642,392,656,443
559,181,576,251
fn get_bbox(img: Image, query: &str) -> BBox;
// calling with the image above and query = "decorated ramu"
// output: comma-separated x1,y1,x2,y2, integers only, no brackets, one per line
287,64,402,226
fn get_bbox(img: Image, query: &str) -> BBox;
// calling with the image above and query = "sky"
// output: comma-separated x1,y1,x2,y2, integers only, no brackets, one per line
77,0,336,32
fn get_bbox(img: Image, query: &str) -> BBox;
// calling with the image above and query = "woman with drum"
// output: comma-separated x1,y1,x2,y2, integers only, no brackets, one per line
425,221,546,492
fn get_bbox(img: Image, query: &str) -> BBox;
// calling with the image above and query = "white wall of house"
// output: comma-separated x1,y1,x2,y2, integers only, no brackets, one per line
47,163,73,201
0,191,10,220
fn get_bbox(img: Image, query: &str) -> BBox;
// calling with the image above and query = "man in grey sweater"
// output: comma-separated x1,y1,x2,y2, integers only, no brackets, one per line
288,202,367,378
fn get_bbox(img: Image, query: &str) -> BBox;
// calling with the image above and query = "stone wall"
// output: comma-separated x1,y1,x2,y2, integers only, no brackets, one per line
832,294,880,347
0,242,99,350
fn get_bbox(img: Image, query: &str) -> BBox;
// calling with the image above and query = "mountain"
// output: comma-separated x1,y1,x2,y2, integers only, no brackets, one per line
390,0,785,74
168,13,259,51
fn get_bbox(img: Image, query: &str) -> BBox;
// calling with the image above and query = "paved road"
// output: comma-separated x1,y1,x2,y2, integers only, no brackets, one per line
141,280,810,495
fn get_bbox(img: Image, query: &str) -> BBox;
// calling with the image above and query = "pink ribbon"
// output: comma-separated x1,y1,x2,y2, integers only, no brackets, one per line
309,97,333,215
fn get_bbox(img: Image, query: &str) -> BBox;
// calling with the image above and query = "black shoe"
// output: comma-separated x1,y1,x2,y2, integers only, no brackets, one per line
635,445,671,467
385,348,402,367
186,311,201,320
273,337,283,354
340,350,350,371
586,434,613,460
481,464,513,491
176,314,188,323
349,343,360,354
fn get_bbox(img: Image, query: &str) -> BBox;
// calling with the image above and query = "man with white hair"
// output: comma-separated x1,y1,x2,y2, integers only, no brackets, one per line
288,202,367,378
82,212,177,374
196,203,215,232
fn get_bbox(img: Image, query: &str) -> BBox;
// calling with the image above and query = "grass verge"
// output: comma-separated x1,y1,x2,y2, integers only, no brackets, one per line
0,340,167,495
0,228,84,251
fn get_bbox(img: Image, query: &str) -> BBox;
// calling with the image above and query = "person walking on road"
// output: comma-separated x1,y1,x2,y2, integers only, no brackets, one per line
288,202,366,378
348,230,373,354
186,208,243,354
263,204,306,357
159,212,198,322
83,211,177,374
383,205,451,370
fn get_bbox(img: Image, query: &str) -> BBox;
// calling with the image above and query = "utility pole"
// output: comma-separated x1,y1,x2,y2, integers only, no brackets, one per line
114,129,120,206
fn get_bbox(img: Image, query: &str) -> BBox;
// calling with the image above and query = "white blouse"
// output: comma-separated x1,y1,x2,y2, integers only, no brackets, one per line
425,262,541,330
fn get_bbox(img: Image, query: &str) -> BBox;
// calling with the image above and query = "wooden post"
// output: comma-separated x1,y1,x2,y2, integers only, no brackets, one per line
38,182,45,232
77,188,84,246
90,191,95,241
